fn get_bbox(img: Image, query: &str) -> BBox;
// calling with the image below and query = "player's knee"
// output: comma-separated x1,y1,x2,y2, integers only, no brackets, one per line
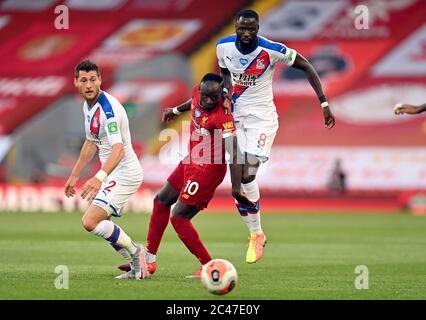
171,209,185,220
156,192,177,207
155,193,168,205
81,216,98,232
171,203,196,220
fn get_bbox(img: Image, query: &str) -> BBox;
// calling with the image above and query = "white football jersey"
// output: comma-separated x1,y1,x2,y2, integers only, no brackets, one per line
83,91,142,180
216,35,297,120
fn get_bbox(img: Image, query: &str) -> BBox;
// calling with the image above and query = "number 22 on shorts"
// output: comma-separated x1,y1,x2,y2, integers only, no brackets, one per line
103,180,116,194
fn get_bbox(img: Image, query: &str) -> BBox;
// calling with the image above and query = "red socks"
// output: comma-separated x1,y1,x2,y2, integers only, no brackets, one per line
147,197,212,265
146,198,171,255
170,216,211,265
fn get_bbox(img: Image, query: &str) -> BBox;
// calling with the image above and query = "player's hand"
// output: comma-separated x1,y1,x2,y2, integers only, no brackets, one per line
162,108,178,124
81,177,102,202
64,175,79,198
232,190,255,207
323,106,335,129
394,103,418,115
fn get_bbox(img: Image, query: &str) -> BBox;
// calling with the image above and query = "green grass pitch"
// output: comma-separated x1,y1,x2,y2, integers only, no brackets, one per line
1,211,426,300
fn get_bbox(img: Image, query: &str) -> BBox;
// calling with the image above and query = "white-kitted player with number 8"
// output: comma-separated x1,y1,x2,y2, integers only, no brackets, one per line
64,60,148,280
216,9,336,264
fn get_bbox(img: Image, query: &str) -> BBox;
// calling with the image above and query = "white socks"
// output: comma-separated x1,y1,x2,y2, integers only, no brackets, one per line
91,220,138,255
240,180,262,234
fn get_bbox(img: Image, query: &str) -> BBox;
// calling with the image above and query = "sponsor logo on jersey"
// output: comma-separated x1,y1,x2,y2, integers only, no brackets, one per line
240,58,249,65
232,50,271,102
222,121,234,130
226,56,233,63
107,121,119,134
195,108,201,118
234,73,257,87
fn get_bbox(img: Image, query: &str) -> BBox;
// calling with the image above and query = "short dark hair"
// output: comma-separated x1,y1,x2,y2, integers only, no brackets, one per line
75,59,100,78
236,9,259,22
200,73,223,86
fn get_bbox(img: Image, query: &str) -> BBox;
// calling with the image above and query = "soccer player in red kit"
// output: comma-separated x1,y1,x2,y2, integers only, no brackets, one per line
116,73,253,278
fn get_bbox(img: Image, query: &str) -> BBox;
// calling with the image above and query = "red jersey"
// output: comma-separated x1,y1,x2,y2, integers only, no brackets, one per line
185,85,236,166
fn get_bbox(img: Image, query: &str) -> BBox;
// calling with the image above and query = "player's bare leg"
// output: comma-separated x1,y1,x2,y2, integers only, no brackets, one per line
236,154,267,263
118,182,179,274
82,205,148,279
170,201,211,278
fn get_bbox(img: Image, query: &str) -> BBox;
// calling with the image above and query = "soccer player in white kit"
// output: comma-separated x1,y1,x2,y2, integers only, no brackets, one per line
64,60,148,279
216,10,336,263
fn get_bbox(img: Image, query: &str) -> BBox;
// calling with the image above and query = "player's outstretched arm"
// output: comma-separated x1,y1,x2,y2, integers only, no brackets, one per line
162,99,192,124
64,139,97,198
224,135,255,207
80,143,124,202
394,103,426,115
220,68,232,92
292,53,336,129
220,68,233,111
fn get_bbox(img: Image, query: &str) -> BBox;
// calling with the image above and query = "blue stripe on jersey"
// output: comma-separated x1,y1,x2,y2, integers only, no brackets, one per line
231,49,270,103
258,36,287,54
97,91,115,119
216,34,236,46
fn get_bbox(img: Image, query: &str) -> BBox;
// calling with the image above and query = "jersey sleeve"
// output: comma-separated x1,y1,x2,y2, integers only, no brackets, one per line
216,44,227,69
217,105,236,138
104,106,123,146
273,42,297,66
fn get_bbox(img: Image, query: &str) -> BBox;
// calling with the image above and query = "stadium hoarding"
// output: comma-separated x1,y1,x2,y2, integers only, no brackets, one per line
65,0,126,10
0,20,117,76
260,0,347,41
0,184,156,213
372,22,426,77
0,76,72,134
271,39,391,98
0,0,57,11
101,19,202,53
108,79,189,109
141,146,426,191
0,182,405,213
261,0,426,41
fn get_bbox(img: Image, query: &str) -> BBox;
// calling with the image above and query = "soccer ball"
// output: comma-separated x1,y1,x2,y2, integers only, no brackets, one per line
200,259,238,295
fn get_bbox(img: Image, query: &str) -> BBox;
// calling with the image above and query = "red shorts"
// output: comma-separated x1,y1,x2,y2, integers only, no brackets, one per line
167,161,227,210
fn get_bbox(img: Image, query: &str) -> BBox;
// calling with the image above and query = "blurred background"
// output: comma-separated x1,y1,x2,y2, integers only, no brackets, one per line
0,0,425,214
